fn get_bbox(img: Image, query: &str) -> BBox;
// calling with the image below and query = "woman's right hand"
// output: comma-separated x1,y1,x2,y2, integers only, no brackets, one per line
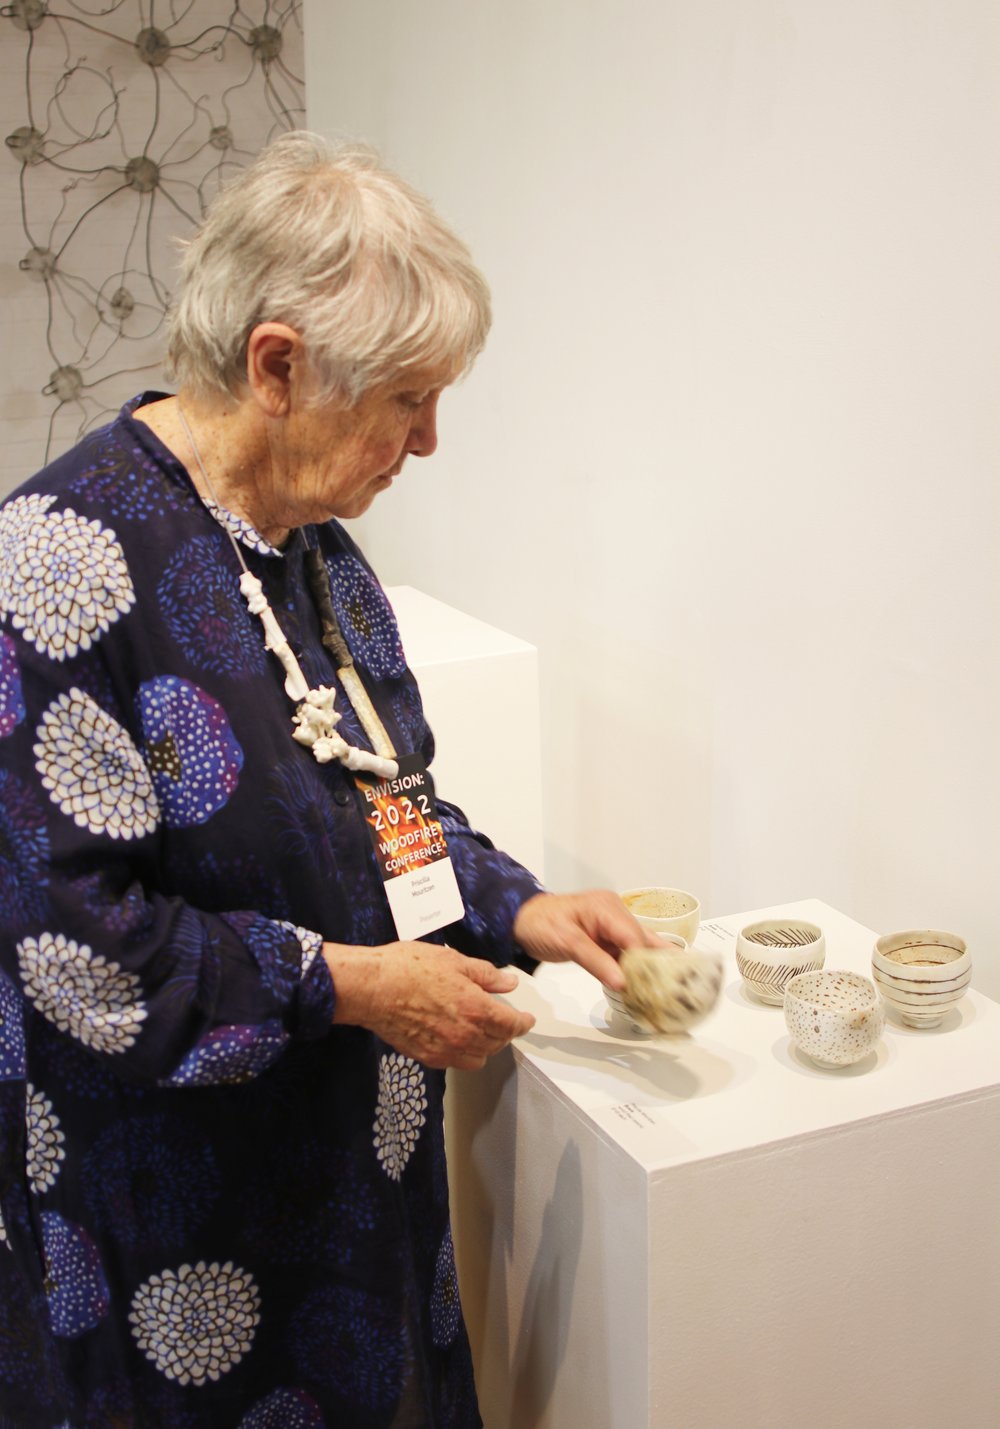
323,941,536,1070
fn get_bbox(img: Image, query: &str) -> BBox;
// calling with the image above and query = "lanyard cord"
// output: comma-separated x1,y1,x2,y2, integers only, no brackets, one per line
303,548,397,760
175,402,398,780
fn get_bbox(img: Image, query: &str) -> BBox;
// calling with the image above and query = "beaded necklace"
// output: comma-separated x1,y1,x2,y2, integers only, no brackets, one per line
176,402,399,781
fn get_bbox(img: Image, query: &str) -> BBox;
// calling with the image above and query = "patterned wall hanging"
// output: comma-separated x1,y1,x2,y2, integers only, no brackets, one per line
2,0,304,471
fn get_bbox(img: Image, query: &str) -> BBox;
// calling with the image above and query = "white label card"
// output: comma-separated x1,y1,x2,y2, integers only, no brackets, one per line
354,752,467,941
383,854,466,941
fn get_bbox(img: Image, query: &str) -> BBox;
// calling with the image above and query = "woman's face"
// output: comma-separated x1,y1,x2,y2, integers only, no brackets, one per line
262,365,449,527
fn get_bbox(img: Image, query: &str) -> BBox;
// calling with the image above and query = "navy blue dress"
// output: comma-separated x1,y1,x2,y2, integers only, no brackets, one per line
0,395,543,1427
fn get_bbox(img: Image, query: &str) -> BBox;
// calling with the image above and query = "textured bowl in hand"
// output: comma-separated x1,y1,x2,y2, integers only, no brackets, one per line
735,919,826,1004
605,937,724,1036
620,887,701,946
872,929,971,1028
783,969,883,1067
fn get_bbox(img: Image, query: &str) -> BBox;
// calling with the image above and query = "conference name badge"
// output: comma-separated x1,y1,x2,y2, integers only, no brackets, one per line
355,753,465,940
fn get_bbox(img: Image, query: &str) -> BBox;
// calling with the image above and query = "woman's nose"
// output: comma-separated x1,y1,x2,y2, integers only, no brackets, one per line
407,393,440,458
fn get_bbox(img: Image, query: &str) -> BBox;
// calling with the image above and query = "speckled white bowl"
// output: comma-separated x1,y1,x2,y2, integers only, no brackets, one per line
872,929,971,1028
783,969,884,1067
605,937,723,1036
735,919,826,1004
620,887,701,946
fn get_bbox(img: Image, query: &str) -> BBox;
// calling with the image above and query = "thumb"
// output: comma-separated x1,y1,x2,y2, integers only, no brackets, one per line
462,958,521,995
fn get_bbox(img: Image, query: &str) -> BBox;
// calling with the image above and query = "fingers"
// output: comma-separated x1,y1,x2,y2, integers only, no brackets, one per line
513,889,658,992
580,889,657,953
412,1001,535,1071
358,943,535,1070
560,927,627,992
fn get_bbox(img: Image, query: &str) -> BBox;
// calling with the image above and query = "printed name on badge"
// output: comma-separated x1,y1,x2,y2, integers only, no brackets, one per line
355,753,465,940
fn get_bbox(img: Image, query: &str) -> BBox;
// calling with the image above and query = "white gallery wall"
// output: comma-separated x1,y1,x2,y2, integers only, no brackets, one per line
308,2,1000,993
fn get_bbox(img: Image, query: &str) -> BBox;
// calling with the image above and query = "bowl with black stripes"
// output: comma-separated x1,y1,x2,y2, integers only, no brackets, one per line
872,929,971,1028
735,919,826,1005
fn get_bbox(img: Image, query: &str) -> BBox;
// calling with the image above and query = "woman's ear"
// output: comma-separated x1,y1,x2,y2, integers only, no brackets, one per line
245,323,305,417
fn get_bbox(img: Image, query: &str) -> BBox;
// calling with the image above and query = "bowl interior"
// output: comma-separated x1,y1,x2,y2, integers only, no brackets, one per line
621,887,700,920
738,919,822,949
875,930,967,968
785,969,878,1011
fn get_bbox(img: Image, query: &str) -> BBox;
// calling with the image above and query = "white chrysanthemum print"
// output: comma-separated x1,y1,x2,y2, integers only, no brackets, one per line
18,931,148,1054
0,496,134,660
34,688,159,839
129,1260,261,1386
26,1083,65,1194
373,1053,428,1181
0,493,57,561
0,1199,7,1248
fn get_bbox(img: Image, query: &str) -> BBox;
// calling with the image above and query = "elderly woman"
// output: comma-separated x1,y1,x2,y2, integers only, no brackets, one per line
0,133,651,1427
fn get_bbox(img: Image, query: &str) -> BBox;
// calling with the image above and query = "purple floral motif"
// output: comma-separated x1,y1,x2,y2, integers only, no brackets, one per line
0,972,25,1082
82,1377,201,1429
0,1282,62,1396
291,1284,409,1411
0,768,49,928
389,679,429,757
242,1138,384,1268
82,1113,221,1250
0,635,25,738
64,866,154,939
162,847,291,921
157,534,267,678
31,1019,144,1104
266,757,340,873
239,1387,325,1428
132,903,218,1019
430,1227,461,1347
67,436,189,522
326,554,406,679
41,1212,110,1337
222,912,305,1002
442,816,541,947
137,676,243,827
161,1021,289,1087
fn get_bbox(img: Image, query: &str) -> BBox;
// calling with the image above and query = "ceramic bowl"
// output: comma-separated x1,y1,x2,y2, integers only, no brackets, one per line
620,887,701,945
872,929,971,1028
605,937,723,1036
783,969,884,1067
735,919,826,1004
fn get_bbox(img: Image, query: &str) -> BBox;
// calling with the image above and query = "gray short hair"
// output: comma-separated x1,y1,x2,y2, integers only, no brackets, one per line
166,131,491,403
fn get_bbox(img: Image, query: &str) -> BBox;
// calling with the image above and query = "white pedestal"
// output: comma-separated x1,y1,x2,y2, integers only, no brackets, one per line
447,899,1000,1428
386,585,544,881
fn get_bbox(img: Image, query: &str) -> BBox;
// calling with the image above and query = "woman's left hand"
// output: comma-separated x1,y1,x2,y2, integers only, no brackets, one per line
512,890,661,993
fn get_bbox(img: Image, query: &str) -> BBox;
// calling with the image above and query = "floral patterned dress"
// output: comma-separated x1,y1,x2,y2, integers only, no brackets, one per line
0,395,543,1428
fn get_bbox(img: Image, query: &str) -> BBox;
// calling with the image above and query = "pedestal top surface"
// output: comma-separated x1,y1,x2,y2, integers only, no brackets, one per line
386,585,536,665
505,898,1000,1174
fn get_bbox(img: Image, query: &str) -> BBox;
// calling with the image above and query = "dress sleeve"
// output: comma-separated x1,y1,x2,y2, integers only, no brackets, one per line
435,795,545,971
0,636,334,1090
